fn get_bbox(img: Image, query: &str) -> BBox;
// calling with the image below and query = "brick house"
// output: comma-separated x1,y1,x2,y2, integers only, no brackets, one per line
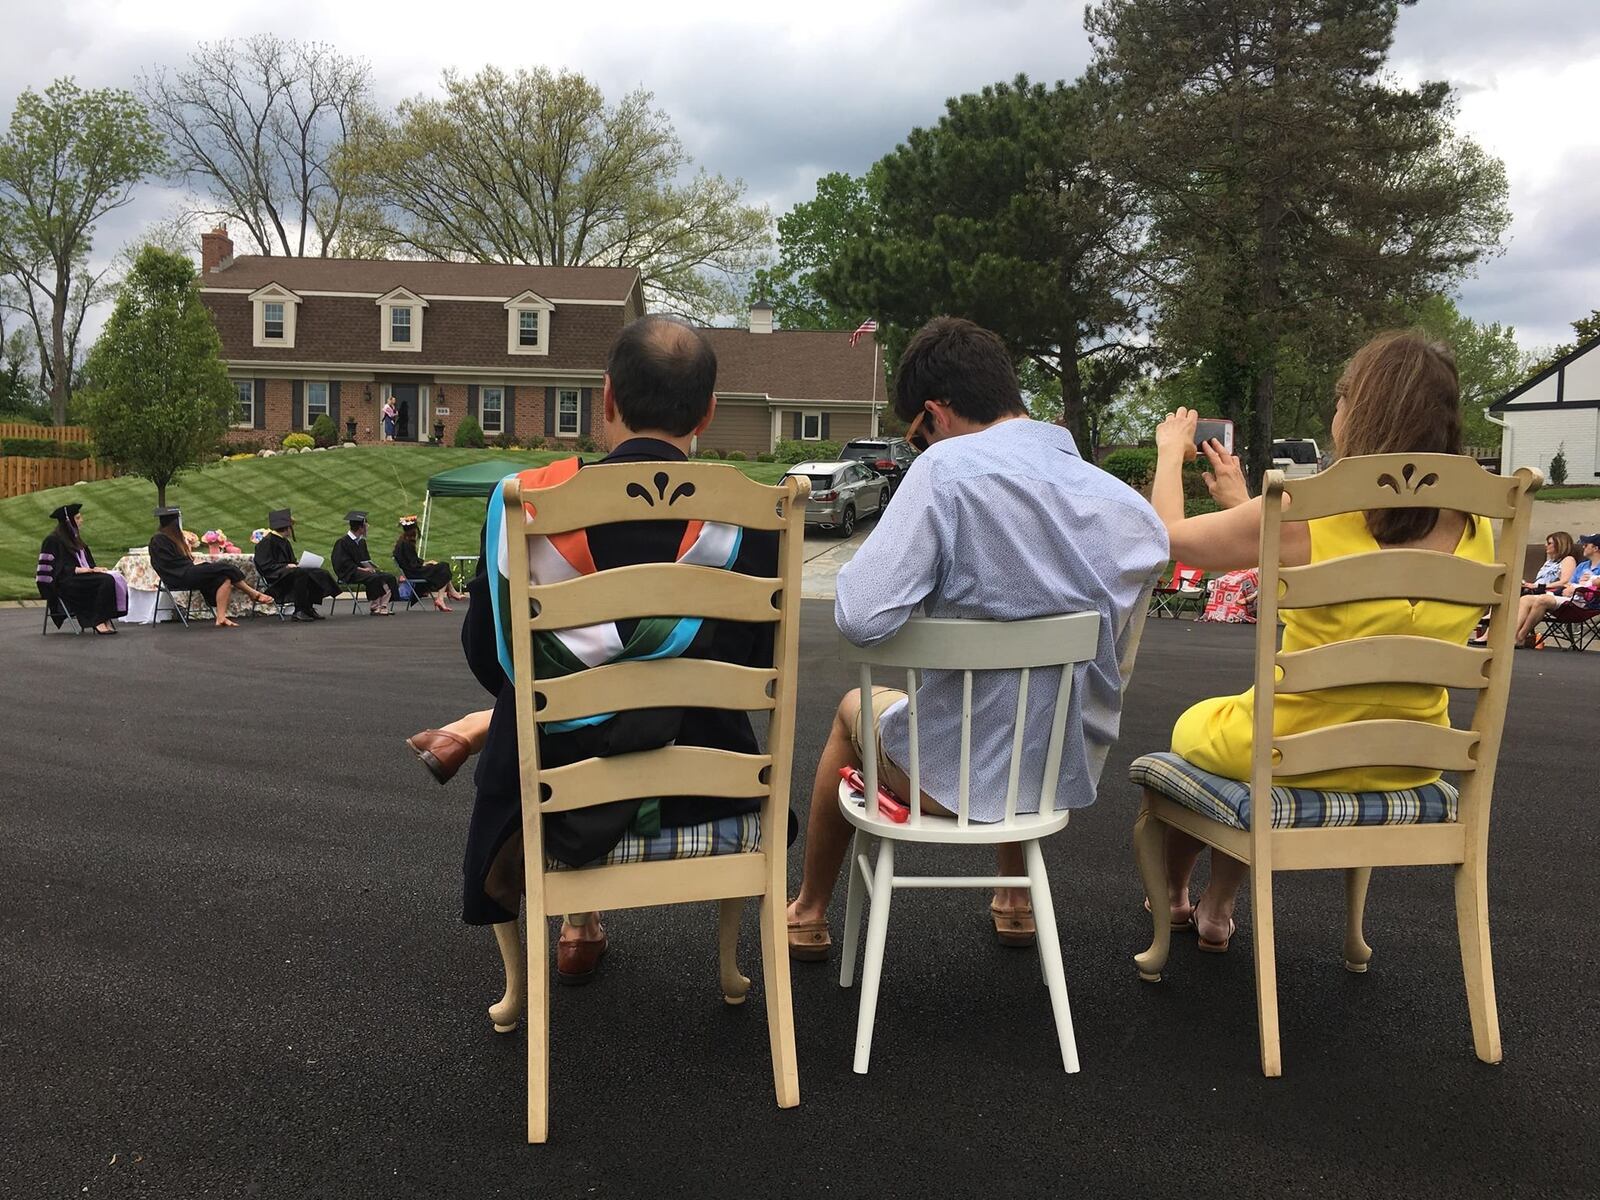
197,231,883,454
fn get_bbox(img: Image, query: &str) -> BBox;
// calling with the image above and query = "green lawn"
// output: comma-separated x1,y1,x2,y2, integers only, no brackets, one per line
0,446,789,600
1540,485,1600,502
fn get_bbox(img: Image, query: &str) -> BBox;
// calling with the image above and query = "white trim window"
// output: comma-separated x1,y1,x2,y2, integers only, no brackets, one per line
802,412,822,441
233,380,256,428
377,288,427,352
305,381,330,424
249,285,300,349
505,290,554,356
557,388,581,436
480,386,505,435
263,303,285,340
390,306,412,345
518,310,539,348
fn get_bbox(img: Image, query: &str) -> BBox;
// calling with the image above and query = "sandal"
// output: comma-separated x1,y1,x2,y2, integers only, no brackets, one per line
1144,896,1195,931
787,916,830,962
990,899,1036,947
1194,912,1237,954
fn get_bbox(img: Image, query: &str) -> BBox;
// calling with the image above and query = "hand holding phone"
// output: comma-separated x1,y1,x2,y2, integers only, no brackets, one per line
1193,417,1235,456
839,765,909,823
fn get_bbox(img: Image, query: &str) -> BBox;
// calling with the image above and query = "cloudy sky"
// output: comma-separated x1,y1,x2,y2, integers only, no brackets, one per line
3,0,1596,350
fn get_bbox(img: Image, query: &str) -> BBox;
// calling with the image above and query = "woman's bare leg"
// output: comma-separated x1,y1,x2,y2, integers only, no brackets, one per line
214,580,237,626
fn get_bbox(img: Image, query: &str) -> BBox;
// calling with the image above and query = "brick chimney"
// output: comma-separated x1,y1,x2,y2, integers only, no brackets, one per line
201,226,234,274
749,298,774,334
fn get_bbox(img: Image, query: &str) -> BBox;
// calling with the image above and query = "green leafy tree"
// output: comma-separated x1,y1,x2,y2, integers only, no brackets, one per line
1528,308,1600,373
0,79,167,425
749,170,881,330
1405,294,1530,449
816,76,1136,448
1087,0,1511,482
338,67,770,319
82,247,232,506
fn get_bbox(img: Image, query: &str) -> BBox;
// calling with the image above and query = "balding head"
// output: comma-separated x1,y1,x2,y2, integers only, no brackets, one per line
605,316,718,437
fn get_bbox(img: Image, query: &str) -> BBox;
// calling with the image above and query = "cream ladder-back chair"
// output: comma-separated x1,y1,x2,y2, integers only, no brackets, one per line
493,463,808,1142
1130,453,1540,1076
837,608,1113,1075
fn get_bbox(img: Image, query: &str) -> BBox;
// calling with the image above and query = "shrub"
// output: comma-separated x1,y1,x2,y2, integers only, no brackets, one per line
60,444,92,461
576,434,596,452
1184,497,1221,518
756,452,776,463
698,447,722,459
1,437,63,457
490,432,518,449
309,413,338,448
774,438,840,465
725,450,747,461
454,414,486,448
1100,447,1159,488
281,432,314,450
223,436,268,457
522,435,545,451
1550,444,1568,487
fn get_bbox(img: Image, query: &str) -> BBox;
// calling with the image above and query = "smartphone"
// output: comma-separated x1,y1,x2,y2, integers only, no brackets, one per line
838,765,910,823
1194,418,1235,456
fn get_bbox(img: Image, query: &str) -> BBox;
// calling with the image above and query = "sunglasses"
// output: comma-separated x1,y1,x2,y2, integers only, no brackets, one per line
905,405,933,451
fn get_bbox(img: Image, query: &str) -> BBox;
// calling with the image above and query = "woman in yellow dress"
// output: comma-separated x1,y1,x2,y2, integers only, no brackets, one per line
1149,331,1491,951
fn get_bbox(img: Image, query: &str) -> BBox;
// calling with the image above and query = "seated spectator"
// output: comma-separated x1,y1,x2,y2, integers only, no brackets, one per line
254,508,340,621
1144,331,1491,952
37,502,127,635
392,516,469,611
148,507,273,628
785,317,1167,960
1506,532,1595,646
331,511,400,615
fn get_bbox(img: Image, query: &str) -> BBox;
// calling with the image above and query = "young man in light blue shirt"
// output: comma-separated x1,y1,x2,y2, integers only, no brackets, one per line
787,317,1168,960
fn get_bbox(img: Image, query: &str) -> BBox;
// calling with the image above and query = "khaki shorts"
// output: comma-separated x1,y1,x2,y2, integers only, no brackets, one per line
848,687,952,816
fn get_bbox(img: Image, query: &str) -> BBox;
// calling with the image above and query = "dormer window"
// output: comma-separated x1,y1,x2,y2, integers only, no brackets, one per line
249,284,300,348
504,290,553,356
377,287,426,353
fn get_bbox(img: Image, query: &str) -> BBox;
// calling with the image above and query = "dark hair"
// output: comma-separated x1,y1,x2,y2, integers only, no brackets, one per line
1545,531,1575,562
396,525,418,546
157,523,187,554
893,317,1027,426
54,516,83,551
605,316,718,437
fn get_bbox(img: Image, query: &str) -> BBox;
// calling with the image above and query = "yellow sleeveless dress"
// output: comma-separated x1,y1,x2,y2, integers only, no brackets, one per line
1170,509,1493,791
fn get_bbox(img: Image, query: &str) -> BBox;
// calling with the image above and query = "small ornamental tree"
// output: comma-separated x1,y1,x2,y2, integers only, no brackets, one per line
310,413,338,447
1550,444,1568,487
82,246,231,506
453,413,485,447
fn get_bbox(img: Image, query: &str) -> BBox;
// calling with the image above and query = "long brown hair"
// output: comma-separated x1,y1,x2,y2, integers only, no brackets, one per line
1546,531,1575,563
1333,330,1464,544
156,521,188,554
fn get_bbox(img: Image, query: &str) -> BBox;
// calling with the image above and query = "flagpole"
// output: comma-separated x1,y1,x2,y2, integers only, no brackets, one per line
870,336,881,437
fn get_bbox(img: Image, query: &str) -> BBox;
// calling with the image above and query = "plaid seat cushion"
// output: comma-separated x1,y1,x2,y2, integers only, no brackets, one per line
548,812,761,870
1128,752,1458,830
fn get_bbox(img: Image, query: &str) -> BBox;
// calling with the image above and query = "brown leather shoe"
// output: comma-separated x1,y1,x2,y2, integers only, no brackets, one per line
556,926,609,986
406,729,470,784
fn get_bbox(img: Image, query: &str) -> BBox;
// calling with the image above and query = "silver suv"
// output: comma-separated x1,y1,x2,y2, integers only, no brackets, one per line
783,460,891,537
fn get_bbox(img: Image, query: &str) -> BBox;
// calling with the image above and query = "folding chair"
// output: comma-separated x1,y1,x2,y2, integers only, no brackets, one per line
486,462,809,1142
152,582,197,627
1130,453,1540,1075
1540,601,1600,651
40,593,84,635
1147,563,1206,618
334,580,369,615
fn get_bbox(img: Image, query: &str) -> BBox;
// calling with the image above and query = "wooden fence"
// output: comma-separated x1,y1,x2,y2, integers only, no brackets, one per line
0,422,93,443
0,455,118,499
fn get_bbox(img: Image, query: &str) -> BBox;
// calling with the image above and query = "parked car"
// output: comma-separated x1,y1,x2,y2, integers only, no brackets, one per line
783,460,892,537
1271,438,1322,479
838,437,918,489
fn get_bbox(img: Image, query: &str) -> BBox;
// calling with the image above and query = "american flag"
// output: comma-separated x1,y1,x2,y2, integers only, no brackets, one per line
849,318,878,347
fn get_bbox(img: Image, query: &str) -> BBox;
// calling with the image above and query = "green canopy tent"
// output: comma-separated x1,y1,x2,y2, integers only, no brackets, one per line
419,459,526,557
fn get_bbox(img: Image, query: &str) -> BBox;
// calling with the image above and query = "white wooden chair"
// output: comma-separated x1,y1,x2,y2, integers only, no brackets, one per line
489,462,808,1142
835,588,1152,1076
1130,454,1541,1075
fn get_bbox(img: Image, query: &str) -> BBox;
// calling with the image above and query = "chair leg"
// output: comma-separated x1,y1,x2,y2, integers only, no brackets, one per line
1454,860,1502,1064
757,891,800,1108
489,920,526,1033
852,838,896,1074
1251,866,1282,1077
718,898,750,1005
1024,838,1080,1073
526,910,551,1144
839,829,870,988
1132,793,1171,982
1343,867,1374,973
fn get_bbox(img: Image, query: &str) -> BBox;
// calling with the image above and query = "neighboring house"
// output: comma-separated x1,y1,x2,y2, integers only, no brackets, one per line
197,227,642,448
695,301,885,456
1490,335,1600,483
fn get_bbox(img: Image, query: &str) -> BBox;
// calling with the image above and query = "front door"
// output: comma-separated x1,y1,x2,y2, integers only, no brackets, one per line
390,384,419,441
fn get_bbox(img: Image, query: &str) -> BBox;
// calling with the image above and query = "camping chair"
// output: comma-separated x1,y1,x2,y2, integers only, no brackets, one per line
1129,454,1540,1076
486,463,808,1143
1148,563,1206,618
835,609,1115,1076
1539,600,1600,652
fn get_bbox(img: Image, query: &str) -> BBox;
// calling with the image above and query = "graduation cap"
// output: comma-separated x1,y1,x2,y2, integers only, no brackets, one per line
49,502,83,521
346,510,368,527
268,508,293,529
398,514,419,528
154,506,182,524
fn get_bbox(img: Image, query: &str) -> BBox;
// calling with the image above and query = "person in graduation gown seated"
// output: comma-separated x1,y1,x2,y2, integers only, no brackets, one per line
392,515,469,612
254,508,339,621
331,510,399,615
37,502,128,634
148,506,273,628
451,315,782,985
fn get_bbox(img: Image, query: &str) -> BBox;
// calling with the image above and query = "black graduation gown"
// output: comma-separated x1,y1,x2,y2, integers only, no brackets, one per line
38,532,125,627
253,532,339,609
392,539,452,593
148,533,245,605
458,438,784,925
330,534,398,603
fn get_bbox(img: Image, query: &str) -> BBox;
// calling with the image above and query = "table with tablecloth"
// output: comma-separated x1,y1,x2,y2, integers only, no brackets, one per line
111,551,267,624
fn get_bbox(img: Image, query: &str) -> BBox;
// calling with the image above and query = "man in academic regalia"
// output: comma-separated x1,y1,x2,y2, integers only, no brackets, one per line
254,508,339,621
330,510,399,615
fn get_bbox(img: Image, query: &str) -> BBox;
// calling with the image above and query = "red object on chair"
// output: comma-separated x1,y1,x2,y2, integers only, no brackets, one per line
1148,563,1207,619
